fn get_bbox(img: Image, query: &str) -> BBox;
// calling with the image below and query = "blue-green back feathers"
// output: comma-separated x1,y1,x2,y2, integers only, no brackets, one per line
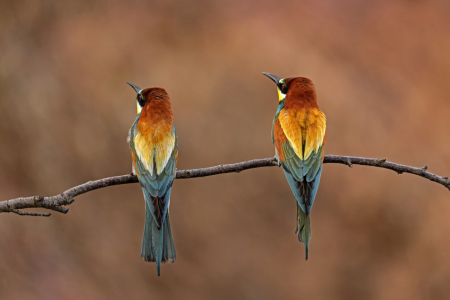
280,141,323,214
130,119,177,276
273,129,324,260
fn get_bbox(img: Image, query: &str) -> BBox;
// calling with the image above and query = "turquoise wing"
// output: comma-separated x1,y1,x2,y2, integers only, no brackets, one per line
130,122,178,228
281,141,323,214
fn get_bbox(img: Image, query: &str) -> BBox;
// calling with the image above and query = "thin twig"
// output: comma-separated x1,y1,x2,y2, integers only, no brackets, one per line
1,155,448,217
11,209,51,217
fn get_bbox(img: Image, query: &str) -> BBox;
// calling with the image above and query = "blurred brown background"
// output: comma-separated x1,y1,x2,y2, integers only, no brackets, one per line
1,0,450,299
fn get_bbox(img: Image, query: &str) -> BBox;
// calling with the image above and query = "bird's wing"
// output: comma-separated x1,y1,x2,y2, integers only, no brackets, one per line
281,141,324,214
274,108,326,213
131,123,177,228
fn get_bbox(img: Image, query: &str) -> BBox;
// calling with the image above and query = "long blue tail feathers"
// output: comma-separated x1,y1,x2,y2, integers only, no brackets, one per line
296,202,311,260
141,204,176,276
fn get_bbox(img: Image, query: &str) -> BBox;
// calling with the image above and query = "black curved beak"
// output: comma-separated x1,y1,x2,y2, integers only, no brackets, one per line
126,82,142,93
262,72,282,85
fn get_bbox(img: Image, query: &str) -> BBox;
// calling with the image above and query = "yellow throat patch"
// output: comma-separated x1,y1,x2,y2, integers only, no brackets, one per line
277,88,286,101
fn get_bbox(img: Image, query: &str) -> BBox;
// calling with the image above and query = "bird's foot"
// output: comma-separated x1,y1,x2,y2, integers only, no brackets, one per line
274,156,281,167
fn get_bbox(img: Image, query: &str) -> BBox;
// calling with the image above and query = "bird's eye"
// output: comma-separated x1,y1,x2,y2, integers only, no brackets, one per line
137,95,146,107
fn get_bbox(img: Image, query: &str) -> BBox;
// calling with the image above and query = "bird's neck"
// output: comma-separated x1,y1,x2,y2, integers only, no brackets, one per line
136,100,173,143
141,100,173,123
284,87,318,110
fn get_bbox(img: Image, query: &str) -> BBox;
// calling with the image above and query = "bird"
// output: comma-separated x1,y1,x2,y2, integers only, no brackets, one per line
262,73,326,260
126,82,177,276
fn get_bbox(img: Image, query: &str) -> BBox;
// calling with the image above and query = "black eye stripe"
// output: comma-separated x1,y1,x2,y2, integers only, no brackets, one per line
137,94,146,107
279,83,288,94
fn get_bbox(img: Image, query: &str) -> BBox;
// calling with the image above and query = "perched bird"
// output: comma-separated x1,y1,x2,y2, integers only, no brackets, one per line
262,73,326,260
127,82,177,276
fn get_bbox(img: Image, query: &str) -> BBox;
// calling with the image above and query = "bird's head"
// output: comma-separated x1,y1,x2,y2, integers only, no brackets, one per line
262,73,316,104
126,82,170,115
262,72,288,101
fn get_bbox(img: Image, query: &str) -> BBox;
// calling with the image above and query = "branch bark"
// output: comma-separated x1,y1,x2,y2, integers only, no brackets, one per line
1,155,449,216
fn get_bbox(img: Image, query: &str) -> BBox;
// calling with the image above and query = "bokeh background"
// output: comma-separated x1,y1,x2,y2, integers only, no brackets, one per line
1,0,450,299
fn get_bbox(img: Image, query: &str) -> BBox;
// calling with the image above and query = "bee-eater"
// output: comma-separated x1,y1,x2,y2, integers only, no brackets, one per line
262,73,326,260
127,82,177,276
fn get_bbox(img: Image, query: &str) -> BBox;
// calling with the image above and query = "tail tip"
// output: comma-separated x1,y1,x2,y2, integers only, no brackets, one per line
305,247,309,261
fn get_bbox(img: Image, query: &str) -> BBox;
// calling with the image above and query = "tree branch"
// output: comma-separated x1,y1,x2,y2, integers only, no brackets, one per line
1,155,449,216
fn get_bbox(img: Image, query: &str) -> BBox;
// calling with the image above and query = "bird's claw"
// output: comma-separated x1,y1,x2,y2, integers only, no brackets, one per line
274,156,281,167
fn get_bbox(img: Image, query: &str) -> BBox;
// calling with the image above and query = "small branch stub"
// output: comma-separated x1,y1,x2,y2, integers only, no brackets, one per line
376,158,387,165
346,158,353,168
34,196,44,202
